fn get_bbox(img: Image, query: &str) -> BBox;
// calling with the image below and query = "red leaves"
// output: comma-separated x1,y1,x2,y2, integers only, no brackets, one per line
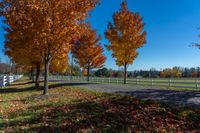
100,96,199,132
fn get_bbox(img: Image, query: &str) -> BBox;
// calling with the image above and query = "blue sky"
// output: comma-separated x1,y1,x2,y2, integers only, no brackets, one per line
1,0,200,71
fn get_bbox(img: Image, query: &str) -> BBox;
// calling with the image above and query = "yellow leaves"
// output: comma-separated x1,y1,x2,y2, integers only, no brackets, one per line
105,1,146,67
160,67,182,78
50,53,69,74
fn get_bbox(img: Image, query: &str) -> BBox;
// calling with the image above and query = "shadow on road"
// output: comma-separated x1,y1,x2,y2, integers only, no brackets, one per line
49,82,97,89
115,89,200,108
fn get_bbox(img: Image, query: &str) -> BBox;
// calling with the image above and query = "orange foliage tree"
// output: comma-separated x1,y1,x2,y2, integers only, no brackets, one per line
1,0,99,95
4,27,42,87
50,53,69,74
72,24,106,81
105,1,146,84
1,0,45,87
160,67,182,78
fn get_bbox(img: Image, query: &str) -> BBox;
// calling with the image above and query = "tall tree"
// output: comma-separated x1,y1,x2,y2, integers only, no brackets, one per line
4,26,42,87
105,1,146,84
72,24,106,81
1,0,99,95
1,0,43,87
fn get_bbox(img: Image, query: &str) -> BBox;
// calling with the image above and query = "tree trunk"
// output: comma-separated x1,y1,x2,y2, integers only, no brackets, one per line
35,63,40,88
30,67,34,82
124,63,127,84
29,70,32,80
70,55,74,80
87,67,90,82
43,60,50,95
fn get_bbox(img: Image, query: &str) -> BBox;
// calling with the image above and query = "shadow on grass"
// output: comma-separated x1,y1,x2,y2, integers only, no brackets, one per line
0,81,93,94
9,81,43,87
0,86,43,94
1,100,130,132
2,95,200,132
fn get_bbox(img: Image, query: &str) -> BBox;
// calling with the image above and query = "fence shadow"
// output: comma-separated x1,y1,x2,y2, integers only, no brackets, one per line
0,86,42,94
8,81,34,86
0,79,42,94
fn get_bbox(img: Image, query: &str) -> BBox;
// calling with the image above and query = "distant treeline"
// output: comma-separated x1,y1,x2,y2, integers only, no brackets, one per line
92,67,200,78
65,65,200,78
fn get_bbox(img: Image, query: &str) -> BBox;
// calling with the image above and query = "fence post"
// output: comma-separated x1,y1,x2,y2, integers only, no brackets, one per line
151,79,154,87
109,77,110,84
7,76,10,85
117,78,118,84
1,76,7,87
0,77,3,88
3,76,6,87
196,79,198,89
169,79,171,88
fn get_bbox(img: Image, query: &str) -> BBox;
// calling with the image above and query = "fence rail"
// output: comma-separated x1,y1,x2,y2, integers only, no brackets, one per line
49,76,200,90
0,75,23,88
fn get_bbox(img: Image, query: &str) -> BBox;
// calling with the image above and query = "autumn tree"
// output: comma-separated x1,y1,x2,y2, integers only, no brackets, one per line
72,24,106,81
105,1,146,84
1,0,99,95
160,67,182,78
50,53,68,74
171,67,182,78
6,47,42,86
160,69,171,78
4,27,42,87
1,0,43,87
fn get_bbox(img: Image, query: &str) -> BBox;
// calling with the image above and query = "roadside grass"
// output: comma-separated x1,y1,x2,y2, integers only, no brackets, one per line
0,78,200,132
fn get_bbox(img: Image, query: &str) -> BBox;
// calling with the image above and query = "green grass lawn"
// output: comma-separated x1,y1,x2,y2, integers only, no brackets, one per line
0,78,200,132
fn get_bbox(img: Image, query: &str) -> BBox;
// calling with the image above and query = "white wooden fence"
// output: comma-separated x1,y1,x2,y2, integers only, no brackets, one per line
50,75,200,90
0,75,23,87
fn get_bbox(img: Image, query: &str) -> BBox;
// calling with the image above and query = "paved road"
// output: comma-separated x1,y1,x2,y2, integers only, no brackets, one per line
51,80,200,108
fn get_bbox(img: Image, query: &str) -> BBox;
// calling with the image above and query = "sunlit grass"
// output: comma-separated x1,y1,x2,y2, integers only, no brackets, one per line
0,78,200,132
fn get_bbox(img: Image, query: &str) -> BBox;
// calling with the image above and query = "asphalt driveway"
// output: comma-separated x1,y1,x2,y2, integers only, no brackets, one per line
51,80,200,108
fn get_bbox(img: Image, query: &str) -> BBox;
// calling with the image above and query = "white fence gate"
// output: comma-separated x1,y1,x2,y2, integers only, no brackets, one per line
0,75,23,88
